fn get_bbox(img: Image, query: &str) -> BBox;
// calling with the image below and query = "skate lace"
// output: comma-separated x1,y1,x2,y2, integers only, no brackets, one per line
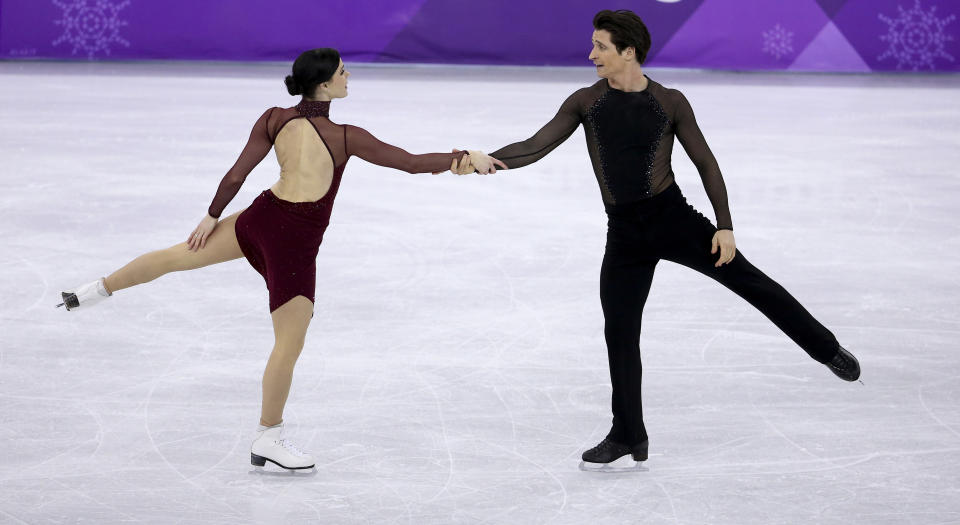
277,438,304,456
594,439,615,452
830,353,852,372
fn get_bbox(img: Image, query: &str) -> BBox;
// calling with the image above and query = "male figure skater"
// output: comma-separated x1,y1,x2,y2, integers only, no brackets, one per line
477,10,860,471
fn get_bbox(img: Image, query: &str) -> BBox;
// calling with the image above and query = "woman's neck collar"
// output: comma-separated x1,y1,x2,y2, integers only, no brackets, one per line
296,98,331,118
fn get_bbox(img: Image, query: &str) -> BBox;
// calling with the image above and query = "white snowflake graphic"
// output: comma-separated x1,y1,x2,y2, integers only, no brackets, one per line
762,24,794,61
52,0,131,59
878,0,955,70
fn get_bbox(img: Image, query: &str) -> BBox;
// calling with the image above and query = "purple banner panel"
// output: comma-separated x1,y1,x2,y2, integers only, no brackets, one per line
1,0,957,71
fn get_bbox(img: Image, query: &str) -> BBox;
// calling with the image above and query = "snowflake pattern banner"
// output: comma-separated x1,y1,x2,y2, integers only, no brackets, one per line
0,0,957,71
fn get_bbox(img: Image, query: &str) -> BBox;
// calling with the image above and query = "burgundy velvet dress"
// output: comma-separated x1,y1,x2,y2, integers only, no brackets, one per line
207,99,465,312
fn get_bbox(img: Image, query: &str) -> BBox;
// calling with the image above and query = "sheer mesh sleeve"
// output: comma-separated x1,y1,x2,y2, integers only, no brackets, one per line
206,108,276,219
489,91,582,169
344,125,466,174
674,92,733,230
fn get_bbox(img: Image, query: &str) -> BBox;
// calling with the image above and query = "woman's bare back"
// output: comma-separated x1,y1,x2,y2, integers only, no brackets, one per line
271,118,336,202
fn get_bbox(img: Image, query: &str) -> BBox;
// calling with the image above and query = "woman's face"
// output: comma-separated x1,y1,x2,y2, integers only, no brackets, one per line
322,60,350,99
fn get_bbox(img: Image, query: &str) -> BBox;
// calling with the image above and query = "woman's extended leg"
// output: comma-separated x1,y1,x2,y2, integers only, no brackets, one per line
260,295,314,426
103,210,245,294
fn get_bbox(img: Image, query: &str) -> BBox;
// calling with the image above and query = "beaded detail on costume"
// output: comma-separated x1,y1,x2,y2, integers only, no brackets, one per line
265,188,330,214
640,91,669,198
295,100,330,118
584,85,668,204
585,90,614,203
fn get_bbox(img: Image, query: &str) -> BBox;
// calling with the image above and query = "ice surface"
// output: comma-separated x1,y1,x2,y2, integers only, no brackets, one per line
1,61,959,524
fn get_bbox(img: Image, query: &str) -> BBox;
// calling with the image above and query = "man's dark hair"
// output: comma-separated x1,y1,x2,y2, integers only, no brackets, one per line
592,10,652,64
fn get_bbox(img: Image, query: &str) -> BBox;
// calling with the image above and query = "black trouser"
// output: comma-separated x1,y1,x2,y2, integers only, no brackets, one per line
600,183,839,446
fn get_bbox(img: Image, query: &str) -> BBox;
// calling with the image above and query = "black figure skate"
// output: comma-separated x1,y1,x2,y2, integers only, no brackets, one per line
826,346,860,381
579,438,649,473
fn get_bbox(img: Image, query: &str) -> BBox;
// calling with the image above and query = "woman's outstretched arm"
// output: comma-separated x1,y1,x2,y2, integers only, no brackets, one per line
343,124,476,174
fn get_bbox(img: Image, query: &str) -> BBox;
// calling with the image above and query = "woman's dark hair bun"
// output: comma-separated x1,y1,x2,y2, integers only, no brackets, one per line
284,75,301,96
284,48,341,98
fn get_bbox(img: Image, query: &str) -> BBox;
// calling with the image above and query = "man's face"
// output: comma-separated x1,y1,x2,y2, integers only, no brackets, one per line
588,29,634,78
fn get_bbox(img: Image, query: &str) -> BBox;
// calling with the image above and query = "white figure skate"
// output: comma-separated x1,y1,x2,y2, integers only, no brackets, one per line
251,424,315,470
57,278,111,311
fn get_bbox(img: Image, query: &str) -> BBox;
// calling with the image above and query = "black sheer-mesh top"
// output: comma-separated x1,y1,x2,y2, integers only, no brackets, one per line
491,77,732,230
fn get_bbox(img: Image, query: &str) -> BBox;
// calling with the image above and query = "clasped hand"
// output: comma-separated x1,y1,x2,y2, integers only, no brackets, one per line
435,149,508,175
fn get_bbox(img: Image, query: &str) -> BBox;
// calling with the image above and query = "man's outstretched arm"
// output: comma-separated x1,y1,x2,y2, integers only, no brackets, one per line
487,92,582,170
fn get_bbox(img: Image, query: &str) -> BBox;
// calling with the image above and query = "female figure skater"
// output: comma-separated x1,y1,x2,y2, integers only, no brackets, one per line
477,10,861,471
58,48,501,471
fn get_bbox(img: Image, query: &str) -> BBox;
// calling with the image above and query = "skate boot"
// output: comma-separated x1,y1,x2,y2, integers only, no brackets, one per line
57,278,111,311
250,423,315,470
825,345,860,382
579,438,649,472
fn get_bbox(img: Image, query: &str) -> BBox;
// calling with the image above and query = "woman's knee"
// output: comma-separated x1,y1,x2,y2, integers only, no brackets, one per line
274,329,306,352
269,340,305,365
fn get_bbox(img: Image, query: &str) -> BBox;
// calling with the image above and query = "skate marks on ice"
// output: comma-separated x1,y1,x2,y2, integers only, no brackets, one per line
2,63,960,522
917,375,960,441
